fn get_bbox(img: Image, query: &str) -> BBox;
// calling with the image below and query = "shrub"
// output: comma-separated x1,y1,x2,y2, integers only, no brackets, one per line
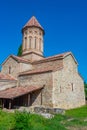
14,111,30,130
84,82,87,99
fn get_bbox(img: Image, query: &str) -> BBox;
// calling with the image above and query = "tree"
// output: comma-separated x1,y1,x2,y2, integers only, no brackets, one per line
84,82,87,100
17,44,22,56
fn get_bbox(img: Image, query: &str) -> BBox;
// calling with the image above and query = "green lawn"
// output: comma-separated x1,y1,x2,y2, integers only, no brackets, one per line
64,105,87,129
0,105,87,130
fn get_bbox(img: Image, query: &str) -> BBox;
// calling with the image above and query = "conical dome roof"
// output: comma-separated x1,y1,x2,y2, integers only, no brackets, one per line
22,16,44,32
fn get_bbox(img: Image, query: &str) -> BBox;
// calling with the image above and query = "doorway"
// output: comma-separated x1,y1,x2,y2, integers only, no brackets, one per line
4,100,9,109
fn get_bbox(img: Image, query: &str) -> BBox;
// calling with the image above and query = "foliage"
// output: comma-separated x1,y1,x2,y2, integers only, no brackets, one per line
28,114,67,130
17,44,22,56
14,110,30,130
0,105,87,130
0,109,15,130
84,82,87,99
13,111,66,130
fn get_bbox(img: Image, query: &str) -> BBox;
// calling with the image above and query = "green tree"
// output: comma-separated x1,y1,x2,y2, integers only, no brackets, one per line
84,82,87,99
14,111,30,130
17,44,22,56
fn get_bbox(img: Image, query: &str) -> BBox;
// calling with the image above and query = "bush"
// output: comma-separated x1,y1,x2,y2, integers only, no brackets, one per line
0,110,15,130
13,111,66,130
14,111,30,130
84,82,87,99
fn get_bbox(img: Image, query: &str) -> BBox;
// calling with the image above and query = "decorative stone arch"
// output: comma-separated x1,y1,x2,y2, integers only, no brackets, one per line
39,38,41,51
29,36,32,49
24,37,27,50
34,36,37,49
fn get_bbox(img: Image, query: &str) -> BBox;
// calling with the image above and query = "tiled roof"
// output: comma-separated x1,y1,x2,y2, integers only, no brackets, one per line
19,52,72,76
2,55,30,65
33,52,77,64
19,68,53,76
32,52,69,64
23,16,44,31
11,55,30,63
0,86,43,99
0,73,17,80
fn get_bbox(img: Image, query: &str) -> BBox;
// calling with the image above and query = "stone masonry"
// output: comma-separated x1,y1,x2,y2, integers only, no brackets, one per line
0,16,85,109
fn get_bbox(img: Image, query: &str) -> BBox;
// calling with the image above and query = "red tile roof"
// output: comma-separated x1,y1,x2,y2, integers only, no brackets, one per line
11,55,30,63
23,16,44,32
32,52,68,64
19,52,70,76
19,68,53,76
33,52,77,64
2,55,30,65
0,86,43,99
0,73,17,80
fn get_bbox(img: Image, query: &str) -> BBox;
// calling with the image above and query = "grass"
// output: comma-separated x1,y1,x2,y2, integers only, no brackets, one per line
0,109,15,130
0,105,87,130
64,105,87,129
65,105,87,118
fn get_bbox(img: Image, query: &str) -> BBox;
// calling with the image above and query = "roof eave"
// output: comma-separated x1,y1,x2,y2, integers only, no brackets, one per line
22,26,45,35
63,52,78,65
19,69,53,77
1,55,18,66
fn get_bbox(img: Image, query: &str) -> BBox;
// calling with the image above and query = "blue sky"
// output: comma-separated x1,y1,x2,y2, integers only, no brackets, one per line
0,0,87,81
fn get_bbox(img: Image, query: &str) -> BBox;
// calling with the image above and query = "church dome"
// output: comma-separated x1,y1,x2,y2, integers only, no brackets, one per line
22,16,44,33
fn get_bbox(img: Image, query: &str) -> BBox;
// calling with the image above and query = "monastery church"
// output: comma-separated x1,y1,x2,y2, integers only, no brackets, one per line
0,16,85,109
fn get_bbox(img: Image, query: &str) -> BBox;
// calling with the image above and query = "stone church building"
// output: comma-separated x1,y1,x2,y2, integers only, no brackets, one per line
0,16,85,109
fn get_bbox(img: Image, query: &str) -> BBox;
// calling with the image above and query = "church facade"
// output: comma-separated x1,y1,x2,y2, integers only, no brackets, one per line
0,16,85,109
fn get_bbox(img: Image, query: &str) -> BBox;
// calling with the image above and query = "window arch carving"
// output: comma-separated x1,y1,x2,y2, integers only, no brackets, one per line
29,36,32,48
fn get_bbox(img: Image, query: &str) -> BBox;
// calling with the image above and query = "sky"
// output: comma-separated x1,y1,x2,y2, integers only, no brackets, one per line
0,0,87,81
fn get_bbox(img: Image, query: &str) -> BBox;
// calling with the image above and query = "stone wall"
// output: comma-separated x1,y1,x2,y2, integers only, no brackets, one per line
22,26,44,62
18,71,53,107
31,90,42,106
1,57,33,78
21,53,44,61
22,27,44,56
0,80,17,91
2,53,85,109
20,63,33,72
33,59,63,70
1,57,20,78
53,54,85,109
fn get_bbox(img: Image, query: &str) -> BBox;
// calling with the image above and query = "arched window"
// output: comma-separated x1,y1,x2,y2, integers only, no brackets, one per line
60,86,62,93
39,31,41,35
25,37,27,50
35,37,37,49
35,31,37,34
9,66,11,74
71,83,74,91
39,38,41,51
29,36,32,48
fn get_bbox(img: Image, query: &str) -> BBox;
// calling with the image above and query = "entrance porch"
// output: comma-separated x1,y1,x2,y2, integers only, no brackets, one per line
0,86,43,109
